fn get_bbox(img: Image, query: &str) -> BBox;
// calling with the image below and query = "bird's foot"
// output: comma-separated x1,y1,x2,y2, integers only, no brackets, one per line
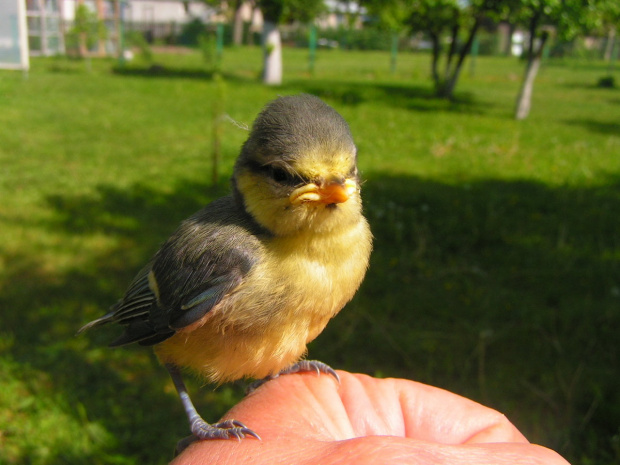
174,419,260,456
191,417,261,441
246,374,277,394
247,360,340,394
279,360,340,382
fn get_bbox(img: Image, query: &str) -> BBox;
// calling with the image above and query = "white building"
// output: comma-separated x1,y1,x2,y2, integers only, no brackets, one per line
25,0,220,56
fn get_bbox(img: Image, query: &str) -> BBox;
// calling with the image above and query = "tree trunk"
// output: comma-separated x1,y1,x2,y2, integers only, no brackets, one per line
232,0,244,46
514,56,540,120
77,0,88,58
515,31,549,120
430,32,440,86
262,20,282,85
503,22,516,56
96,0,105,56
603,28,616,62
439,18,481,99
444,23,459,82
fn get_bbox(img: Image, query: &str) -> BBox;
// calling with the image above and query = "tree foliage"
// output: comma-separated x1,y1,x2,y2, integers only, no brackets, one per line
599,0,620,34
257,0,326,23
508,0,604,119
366,0,510,98
67,4,107,57
509,0,602,45
366,0,613,108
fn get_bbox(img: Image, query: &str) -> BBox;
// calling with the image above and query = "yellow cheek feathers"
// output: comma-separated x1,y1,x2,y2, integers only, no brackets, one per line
290,179,358,205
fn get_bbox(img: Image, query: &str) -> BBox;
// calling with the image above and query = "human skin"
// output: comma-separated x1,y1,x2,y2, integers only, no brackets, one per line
171,371,570,465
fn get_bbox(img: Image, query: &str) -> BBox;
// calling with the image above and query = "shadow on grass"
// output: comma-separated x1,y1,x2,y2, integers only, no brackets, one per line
111,64,256,84
108,63,489,115
1,174,619,463
564,118,620,135
546,60,616,73
282,79,489,114
0,179,235,464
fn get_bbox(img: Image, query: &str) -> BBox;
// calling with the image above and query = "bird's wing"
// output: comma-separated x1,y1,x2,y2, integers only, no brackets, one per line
109,201,263,347
111,262,154,323
108,261,247,347
148,251,250,333
76,262,154,334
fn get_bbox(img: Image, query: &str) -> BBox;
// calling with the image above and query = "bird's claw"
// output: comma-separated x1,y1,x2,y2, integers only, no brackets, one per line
246,360,340,394
174,419,260,456
212,419,261,440
279,360,341,383
191,417,261,441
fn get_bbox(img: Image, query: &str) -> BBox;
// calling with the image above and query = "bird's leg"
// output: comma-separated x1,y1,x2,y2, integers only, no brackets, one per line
165,364,260,441
247,360,340,393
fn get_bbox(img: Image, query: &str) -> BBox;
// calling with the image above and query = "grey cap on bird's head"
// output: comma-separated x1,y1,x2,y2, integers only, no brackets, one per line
235,94,357,170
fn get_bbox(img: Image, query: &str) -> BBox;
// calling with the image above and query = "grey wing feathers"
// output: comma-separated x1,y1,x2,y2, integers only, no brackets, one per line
76,264,152,333
107,262,169,347
111,262,154,323
77,263,162,346
78,196,265,348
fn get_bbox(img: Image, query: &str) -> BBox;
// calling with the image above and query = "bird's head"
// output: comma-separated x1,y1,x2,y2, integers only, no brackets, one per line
233,95,363,236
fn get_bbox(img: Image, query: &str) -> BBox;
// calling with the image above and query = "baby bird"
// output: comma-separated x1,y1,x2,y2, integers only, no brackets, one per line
79,94,372,441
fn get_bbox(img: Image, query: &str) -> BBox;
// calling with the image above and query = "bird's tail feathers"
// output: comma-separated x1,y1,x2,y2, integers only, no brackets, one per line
76,311,116,335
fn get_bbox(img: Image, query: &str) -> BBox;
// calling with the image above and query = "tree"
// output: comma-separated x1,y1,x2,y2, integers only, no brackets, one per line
69,2,107,58
231,0,259,47
598,1,620,63
419,0,511,99
366,0,509,99
257,0,325,85
511,0,602,120
407,0,469,98
337,0,366,30
232,0,245,46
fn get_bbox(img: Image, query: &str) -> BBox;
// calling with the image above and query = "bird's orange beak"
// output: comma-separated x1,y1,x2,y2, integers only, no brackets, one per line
290,179,357,205
317,181,350,204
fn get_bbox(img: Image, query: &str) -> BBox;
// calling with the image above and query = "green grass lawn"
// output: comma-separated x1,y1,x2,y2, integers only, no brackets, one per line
0,46,618,464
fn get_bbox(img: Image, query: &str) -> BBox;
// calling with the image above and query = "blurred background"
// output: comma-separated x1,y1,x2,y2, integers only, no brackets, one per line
1,1,619,464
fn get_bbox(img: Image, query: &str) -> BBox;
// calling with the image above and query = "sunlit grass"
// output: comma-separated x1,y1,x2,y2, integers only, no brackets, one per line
1,46,618,464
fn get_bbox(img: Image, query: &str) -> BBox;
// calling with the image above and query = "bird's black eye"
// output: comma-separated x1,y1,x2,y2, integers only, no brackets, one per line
267,165,304,186
246,159,302,186
270,166,290,183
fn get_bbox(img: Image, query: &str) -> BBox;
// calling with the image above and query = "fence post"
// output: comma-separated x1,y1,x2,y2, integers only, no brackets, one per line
308,24,317,74
390,32,398,74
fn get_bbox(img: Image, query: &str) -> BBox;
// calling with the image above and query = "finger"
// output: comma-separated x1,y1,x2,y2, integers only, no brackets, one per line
172,434,569,465
229,371,528,444
171,372,570,465
338,373,528,443
221,367,355,440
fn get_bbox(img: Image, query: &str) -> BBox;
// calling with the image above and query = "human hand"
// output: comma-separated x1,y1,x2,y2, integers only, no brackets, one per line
171,371,570,465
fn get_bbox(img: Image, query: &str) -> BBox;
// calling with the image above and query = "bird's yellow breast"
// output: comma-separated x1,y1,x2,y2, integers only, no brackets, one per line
154,215,371,384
